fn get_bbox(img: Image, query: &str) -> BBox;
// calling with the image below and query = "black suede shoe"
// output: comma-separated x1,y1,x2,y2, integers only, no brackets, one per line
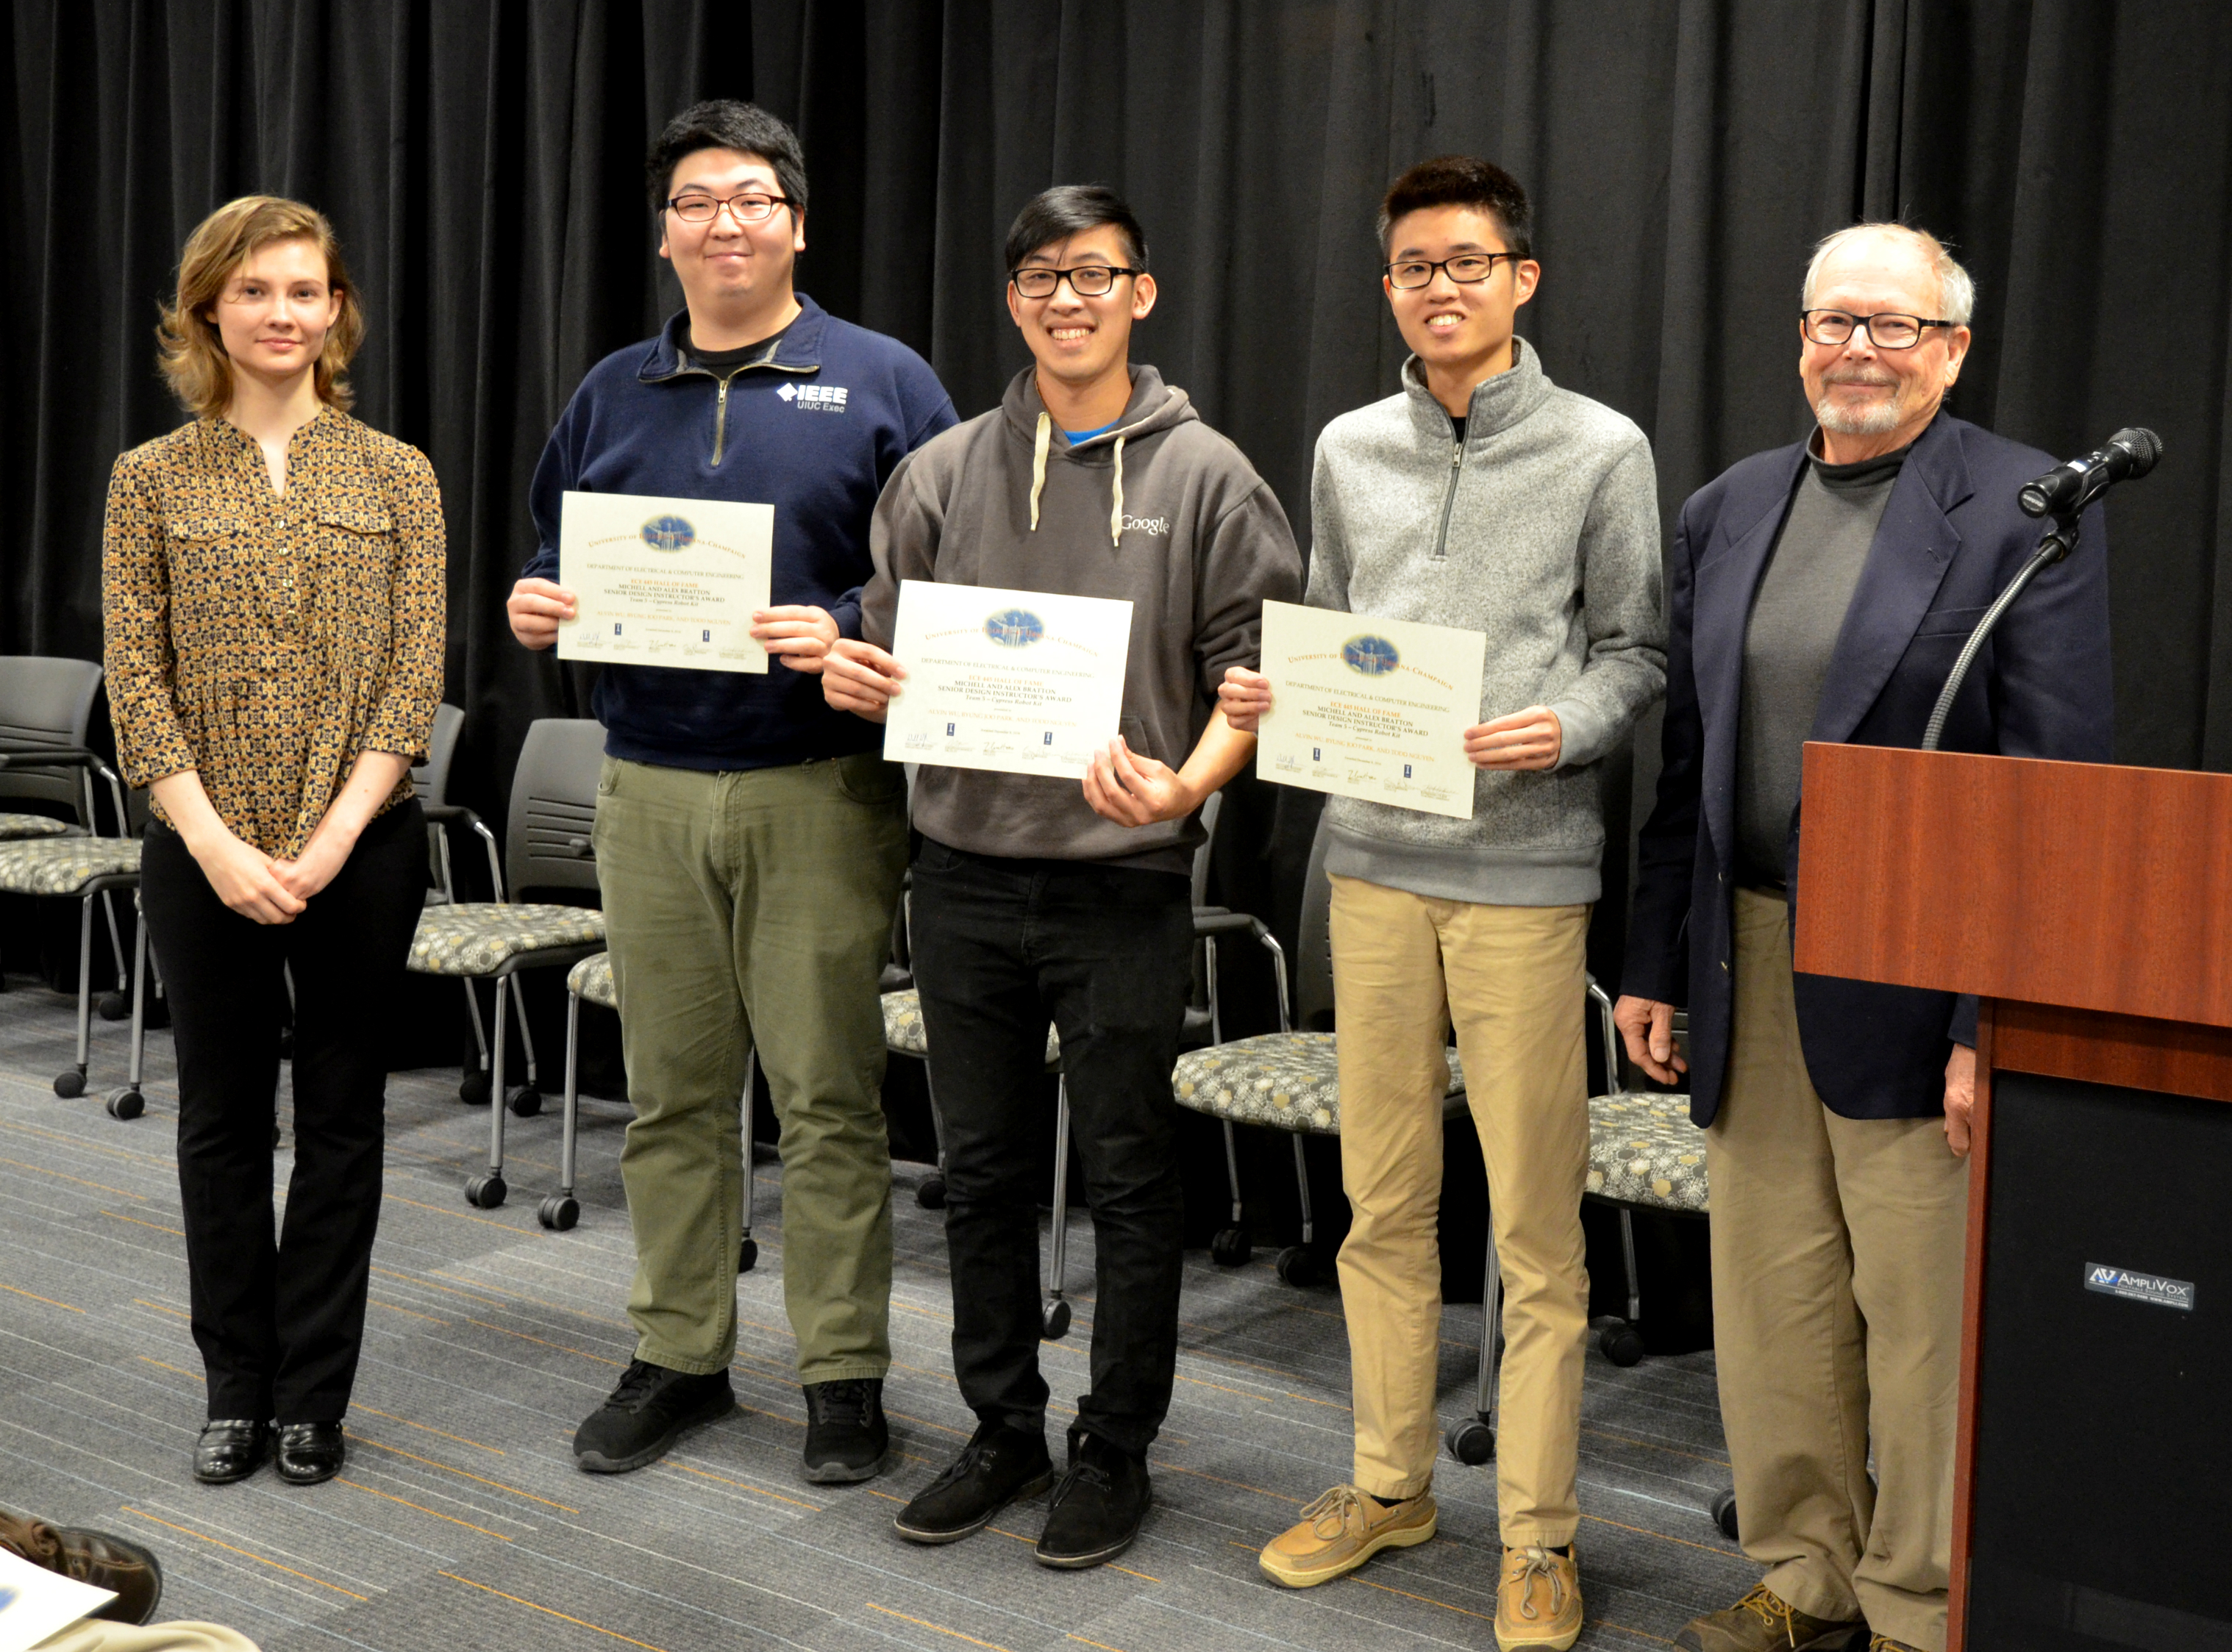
573,1360,735,1473
802,1378,889,1484
193,1420,271,1485
1035,1428,1151,1569
0,1508,163,1624
894,1420,1054,1544
275,1422,346,1485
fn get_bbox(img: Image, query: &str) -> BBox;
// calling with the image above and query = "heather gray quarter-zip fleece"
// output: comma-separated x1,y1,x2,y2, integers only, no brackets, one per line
863,365,1303,873
1309,341,1666,905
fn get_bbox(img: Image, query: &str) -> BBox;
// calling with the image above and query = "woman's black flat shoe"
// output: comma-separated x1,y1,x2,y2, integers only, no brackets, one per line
193,1420,271,1484
274,1422,346,1485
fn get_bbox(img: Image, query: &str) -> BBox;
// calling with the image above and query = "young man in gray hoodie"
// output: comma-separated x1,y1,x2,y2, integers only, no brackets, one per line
823,186,1302,1569
1224,157,1665,1649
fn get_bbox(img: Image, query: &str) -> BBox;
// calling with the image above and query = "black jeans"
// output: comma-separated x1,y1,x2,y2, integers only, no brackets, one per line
141,801,427,1423
909,837,1194,1457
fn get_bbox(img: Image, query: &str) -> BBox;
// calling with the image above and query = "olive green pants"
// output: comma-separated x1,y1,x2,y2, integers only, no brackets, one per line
592,752,908,1379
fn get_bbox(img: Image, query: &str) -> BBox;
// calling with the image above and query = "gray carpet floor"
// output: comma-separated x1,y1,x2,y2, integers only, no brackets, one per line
0,971,1751,1651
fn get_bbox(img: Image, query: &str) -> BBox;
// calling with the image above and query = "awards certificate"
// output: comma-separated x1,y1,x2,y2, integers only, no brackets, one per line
1257,599,1487,820
0,1546,116,1652
883,580,1133,780
556,491,774,673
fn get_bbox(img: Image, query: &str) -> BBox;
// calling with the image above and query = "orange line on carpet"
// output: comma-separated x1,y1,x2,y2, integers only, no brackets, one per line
121,1507,368,1599
0,1156,148,1199
1353,1575,1492,1620
99,1209,182,1236
1581,1509,1743,1559
343,1432,578,1512
1580,1425,1731,1467
462,1317,624,1366
351,1405,506,1454
657,1459,821,1511
865,1603,1012,1652
1,1281,83,1313
441,1571,668,1651
131,1298,189,1320
1069,1638,1130,1652
137,1356,204,1383
1150,1462,1302,1503
336,1478,514,1540
383,1193,534,1234
366,1297,449,1324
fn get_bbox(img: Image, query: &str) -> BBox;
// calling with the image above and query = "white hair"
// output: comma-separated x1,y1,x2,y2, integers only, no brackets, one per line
1803,222,1975,327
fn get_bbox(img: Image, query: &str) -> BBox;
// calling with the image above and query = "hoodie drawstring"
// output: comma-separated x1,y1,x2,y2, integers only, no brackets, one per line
1030,413,1052,530
1031,411,1128,549
1108,435,1126,548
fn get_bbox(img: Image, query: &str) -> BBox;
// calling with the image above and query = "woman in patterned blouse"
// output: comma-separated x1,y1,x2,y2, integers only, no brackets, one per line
101,196,445,1492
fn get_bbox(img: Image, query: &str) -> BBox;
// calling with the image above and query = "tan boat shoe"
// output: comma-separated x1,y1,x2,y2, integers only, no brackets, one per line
1674,1582,1865,1651
1257,1484,1436,1587
1496,1544,1583,1651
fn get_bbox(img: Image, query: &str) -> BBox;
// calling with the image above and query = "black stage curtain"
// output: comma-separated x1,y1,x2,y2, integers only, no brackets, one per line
10,1,2232,987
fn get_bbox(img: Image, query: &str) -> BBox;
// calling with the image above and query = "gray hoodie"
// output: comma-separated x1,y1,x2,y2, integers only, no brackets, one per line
1309,342,1666,905
863,365,1302,873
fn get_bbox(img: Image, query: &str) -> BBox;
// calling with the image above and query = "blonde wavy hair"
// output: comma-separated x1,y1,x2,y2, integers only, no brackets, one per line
157,196,363,418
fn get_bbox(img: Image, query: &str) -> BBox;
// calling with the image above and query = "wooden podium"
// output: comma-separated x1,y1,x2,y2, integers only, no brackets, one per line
1797,743,2232,1652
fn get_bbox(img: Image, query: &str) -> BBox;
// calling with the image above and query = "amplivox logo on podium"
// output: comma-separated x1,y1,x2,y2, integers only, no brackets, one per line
2084,1262,2196,1311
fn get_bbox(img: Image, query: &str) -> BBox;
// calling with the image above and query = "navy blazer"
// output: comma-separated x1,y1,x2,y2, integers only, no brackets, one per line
1624,413,2114,1125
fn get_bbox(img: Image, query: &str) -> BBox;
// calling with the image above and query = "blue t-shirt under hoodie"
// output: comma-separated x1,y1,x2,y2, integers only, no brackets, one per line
524,296,958,770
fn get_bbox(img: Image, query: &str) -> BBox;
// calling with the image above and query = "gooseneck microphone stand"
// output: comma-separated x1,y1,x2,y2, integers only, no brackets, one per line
1919,509,2081,752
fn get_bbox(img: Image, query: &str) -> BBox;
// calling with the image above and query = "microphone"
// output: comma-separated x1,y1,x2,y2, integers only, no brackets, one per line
2019,427,2161,518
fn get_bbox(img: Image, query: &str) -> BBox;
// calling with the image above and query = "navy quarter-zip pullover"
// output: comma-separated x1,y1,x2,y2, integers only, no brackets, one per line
524,297,957,770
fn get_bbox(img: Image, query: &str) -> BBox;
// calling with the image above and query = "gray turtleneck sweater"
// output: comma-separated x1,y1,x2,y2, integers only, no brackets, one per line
1306,341,1667,906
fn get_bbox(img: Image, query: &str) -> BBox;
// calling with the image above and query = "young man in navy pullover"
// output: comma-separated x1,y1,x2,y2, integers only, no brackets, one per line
508,101,955,1484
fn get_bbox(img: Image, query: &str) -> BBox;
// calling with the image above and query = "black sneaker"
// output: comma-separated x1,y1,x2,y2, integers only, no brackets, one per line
893,1420,1054,1544
573,1360,735,1473
802,1378,890,1484
1035,1428,1151,1569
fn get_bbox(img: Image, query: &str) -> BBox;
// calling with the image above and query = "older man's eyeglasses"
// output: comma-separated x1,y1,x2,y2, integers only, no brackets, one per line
1384,252,1521,289
668,191,791,226
1801,310,1955,350
1010,265,1141,298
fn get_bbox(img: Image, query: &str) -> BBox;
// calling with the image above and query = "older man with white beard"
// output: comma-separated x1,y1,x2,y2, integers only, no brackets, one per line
1615,224,2113,1652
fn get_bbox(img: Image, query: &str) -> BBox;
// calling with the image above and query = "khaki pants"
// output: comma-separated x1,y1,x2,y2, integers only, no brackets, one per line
1709,887,1968,1652
592,753,909,1379
1329,873,1591,1548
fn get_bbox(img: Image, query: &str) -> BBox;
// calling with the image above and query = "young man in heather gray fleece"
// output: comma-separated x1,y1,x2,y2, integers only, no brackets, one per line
1224,157,1664,1649
824,185,1301,1570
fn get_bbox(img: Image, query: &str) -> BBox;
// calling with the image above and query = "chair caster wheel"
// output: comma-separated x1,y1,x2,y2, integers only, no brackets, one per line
1041,1298,1072,1340
1711,1485,1739,1542
105,1088,144,1120
507,1085,542,1118
53,1069,85,1098
1597,1319,1645,1367
738,1237,759,1273
99,990,130,1022
916,1176,946,1210
538,1195,579,1231
460,1072,491,1107
1209,1226,1251,1267
1444,1418,1495,1465
464,1174,507,1209
1274,1245,1317,1287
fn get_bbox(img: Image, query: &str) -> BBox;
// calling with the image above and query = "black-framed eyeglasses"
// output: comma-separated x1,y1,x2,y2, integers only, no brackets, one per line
1009,265,1141,298
667,190,792,226
1801,309,1955,350
1384,252,1522,290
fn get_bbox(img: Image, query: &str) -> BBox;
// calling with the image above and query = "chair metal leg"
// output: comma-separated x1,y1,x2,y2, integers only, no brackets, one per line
1446,1223,1500,1464
104,911,149,1120
54,895,93,1097
738,1051,760,1273
1274,1132,1319,1284
1042,1073,1073,1340
1209,1119,1252,1267
1595,1206,1648,1367
466,979,510,1209
506,972,543,1102
540,988,584,1231
462,979,491,1091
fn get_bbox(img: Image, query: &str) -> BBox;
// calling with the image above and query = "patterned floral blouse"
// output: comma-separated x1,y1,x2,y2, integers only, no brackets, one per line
101,407,446,859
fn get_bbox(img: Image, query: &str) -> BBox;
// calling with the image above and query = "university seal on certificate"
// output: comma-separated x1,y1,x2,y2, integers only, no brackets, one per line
883,580,1133,780
556,490,775,673
1257,600,1488,819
